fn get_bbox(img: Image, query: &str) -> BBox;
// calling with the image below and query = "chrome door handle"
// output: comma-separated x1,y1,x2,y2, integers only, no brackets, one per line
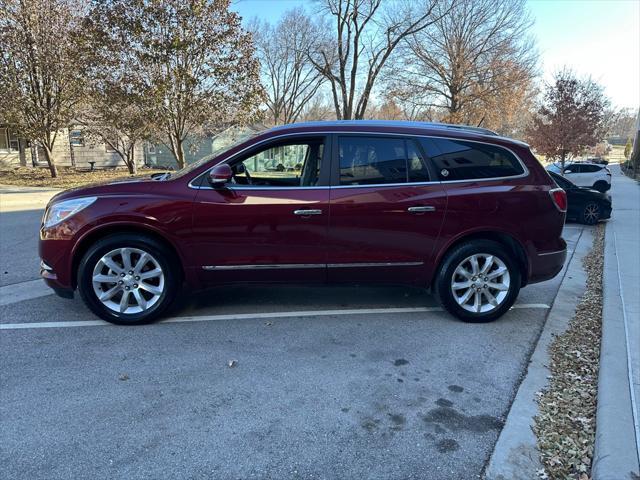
293,209,323,216
407,206,436,213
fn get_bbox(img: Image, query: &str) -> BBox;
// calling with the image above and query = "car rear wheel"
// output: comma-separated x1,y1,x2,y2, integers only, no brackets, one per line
581,201,601,225
78,233,180,325
434,240,521,322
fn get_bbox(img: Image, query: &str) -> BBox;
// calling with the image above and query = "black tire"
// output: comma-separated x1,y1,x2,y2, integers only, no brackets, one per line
592,181,609,193
434,240,521,323
77,233,180,325
581,201,601,225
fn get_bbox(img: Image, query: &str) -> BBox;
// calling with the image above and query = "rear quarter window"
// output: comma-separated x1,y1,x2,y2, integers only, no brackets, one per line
426,138,525,181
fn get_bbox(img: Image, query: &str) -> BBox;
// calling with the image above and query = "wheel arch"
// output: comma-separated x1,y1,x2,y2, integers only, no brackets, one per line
432,230,529,288
70,223,185,289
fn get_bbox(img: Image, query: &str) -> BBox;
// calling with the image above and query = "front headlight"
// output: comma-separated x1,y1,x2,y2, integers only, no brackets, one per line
43,197,97,228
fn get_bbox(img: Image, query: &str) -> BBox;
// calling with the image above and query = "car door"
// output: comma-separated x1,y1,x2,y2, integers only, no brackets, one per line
565,164,588,186
326,134,447,285
190,135,331,284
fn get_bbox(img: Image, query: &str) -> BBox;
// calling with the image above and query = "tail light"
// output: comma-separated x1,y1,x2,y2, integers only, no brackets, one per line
549,188,567,212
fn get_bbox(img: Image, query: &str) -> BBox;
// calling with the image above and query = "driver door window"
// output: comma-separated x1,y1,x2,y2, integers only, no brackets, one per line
232,139,325,187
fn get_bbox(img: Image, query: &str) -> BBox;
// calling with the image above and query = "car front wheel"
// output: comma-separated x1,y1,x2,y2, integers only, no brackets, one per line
78,234,180,325
435,240,521,322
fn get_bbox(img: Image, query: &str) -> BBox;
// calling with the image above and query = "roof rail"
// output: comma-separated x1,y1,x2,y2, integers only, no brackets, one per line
422,122,498,136
270,120,498,136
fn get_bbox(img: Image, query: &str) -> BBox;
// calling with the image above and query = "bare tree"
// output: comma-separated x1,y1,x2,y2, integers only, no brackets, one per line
86,0,264,169
251,8,325,125
606,106,637,139
0,0,87,177
386,0,537,133
309,0,448,120
526,69,609,172
297,93,337,122
79,99,149,175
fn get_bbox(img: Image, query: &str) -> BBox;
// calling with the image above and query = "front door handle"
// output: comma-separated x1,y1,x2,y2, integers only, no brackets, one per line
293,209,323,216
407,206,436,213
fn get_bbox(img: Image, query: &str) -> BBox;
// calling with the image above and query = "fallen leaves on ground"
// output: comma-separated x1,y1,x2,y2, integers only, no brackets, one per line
0,166,167,189
534,224,604,479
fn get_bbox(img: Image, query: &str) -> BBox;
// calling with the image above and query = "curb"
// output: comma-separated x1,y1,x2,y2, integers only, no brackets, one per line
591,224,640,479
485,227,592,480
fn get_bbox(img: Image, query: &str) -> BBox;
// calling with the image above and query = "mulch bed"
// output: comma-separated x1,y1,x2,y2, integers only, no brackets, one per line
534,224,605,479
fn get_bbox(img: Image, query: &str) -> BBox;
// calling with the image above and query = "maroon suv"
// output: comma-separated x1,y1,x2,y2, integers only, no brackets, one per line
39,121,567,325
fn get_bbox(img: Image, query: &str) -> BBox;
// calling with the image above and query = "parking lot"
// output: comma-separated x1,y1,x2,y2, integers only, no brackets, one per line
0,188,587,479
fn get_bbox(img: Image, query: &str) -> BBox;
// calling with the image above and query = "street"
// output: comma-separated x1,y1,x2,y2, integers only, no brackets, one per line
0,185,587,479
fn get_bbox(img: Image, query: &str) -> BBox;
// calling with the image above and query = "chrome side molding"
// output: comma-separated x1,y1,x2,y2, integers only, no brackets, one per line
202,261,424,271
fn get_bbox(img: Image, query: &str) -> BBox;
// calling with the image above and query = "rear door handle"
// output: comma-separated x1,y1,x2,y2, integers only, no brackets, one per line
407,206,436,213
293,209,323,216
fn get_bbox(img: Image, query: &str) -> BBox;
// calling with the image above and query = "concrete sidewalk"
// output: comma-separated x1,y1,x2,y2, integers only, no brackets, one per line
592,164,640,479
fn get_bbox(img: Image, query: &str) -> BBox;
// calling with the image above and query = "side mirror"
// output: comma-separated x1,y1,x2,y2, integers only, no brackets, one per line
207,163,233,187
564,169,571,174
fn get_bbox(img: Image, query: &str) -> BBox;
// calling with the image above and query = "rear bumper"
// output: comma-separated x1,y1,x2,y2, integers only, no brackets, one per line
528,242,567,284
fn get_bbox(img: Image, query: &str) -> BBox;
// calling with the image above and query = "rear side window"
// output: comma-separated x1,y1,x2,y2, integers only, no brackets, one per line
338,136,430,185
427,138,525,181
582,164,602,172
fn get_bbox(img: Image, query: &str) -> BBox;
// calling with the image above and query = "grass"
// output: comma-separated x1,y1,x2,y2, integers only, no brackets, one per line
0,166,168,190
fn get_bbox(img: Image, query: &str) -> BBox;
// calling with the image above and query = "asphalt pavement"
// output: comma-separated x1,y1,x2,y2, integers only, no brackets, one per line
0,184,587,480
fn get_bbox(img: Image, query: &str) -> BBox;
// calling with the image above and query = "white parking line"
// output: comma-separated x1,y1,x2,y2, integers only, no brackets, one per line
0,279,53,306
0,304,550,330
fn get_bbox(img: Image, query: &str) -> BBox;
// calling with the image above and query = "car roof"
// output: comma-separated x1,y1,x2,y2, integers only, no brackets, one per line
265,120,529,148
566,162,604,167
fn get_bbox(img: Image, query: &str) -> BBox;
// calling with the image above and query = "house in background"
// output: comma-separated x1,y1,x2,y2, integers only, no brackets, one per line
144,125,266,169
0,125,144,170
0,125,26,167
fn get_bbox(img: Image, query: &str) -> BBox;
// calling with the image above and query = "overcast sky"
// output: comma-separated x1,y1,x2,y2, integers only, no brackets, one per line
232,0,640,110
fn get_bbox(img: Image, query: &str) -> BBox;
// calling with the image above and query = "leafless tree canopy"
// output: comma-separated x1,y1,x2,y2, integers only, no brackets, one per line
308,0,449,120
386,0,537,134
0,0,88,177
251,8,325,125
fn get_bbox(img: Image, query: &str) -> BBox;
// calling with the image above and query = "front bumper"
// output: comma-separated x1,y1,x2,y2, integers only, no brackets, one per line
40,259,75,299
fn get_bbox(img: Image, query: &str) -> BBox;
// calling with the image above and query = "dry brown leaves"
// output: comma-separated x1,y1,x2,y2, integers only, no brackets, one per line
534,224,605,480
0,167,167,189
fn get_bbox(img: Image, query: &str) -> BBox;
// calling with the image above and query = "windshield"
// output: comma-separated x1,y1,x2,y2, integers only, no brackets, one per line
163,128,262,180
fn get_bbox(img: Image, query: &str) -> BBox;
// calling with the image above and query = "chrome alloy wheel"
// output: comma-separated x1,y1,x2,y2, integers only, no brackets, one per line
450,254,510,314
584,203,600,224
92,247,165,314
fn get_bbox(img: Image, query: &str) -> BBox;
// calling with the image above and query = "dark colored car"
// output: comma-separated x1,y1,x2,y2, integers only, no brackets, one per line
39,121,568,325
548,170,612,225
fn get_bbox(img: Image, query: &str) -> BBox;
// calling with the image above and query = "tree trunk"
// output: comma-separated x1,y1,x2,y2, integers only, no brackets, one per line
126,157,137,175
42,145,58,178
175,139,186,169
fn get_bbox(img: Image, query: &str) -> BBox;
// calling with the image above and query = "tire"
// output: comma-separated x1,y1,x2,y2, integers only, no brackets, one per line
592,181,609,193
581,201,601,225
434,240,521,323
77,233,180,325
